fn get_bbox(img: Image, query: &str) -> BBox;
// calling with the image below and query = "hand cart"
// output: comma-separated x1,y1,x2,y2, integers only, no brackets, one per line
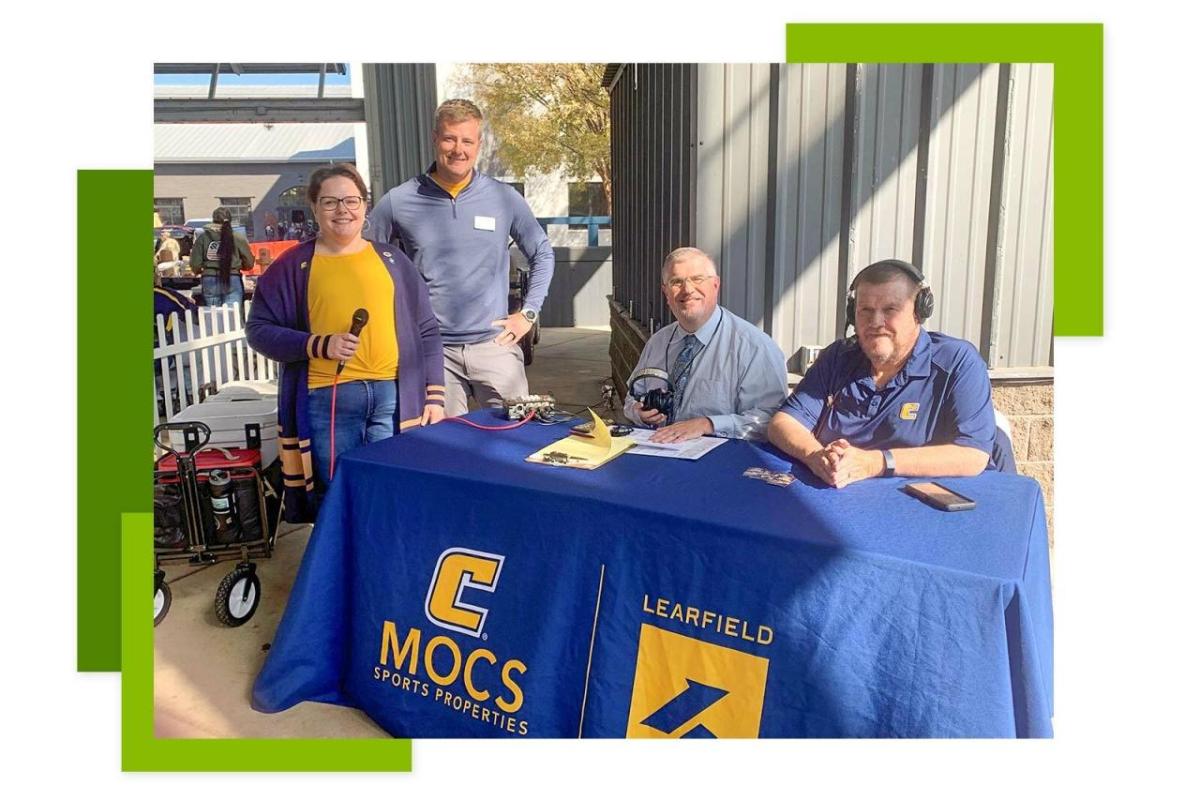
153,421,282,627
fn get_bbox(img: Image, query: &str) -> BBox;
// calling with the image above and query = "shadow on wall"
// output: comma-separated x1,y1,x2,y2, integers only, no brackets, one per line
691,64,1000,368
512,246,612,328
613,63,1020,369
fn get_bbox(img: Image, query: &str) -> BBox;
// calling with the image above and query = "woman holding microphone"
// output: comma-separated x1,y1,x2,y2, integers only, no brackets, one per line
247,163,445,520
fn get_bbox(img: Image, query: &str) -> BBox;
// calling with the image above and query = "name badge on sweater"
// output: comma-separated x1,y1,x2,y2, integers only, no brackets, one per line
474,216,496,232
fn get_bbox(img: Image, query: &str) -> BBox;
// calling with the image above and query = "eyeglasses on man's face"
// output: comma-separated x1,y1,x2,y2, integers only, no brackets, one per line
665,274,715,290
317,196,365,211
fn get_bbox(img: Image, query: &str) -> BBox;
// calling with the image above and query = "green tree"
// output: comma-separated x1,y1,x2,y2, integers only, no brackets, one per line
461,63,612,208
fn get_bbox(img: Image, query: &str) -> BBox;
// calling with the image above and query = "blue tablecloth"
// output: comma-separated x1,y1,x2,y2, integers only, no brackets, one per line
253,411,1053,738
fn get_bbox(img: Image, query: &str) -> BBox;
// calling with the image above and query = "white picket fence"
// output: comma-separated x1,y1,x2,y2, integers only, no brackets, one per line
153,301,278,426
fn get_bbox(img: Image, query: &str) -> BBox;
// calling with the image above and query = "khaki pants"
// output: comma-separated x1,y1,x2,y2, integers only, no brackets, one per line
442,341,528,417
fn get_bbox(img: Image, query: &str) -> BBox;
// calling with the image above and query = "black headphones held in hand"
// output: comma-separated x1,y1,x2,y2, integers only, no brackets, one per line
628,368,674,420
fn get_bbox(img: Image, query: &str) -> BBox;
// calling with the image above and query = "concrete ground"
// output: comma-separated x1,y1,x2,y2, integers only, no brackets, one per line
153,327,616,738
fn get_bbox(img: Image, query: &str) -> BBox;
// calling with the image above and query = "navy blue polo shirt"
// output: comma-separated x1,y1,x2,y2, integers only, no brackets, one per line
779,329,996,458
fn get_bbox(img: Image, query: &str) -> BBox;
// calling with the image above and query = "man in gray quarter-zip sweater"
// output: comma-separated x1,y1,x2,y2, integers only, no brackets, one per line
368,98,555,416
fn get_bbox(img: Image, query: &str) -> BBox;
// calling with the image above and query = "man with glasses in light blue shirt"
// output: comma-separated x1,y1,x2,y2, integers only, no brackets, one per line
623,247,788,443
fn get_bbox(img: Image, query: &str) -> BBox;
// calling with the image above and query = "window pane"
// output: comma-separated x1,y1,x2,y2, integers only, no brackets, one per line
567,182,610,230
278,186,307,206
154,198,184,226
218,197,255,239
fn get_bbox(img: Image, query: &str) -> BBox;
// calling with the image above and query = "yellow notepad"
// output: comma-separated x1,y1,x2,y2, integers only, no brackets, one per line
526,409,635,470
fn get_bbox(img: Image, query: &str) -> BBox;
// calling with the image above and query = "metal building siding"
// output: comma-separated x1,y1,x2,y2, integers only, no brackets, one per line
694,64,774,328
771,64,848,356
608,61,1054,371
154,123,356,163
920,64,1000,343
609,64,696,333
693,64,725,293
845,64,924,275
611,65,635,318
361,64,437,200
992,63,1055,369
611,70,627,309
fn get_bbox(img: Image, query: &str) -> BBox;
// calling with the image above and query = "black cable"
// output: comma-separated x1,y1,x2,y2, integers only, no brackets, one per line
532,408,579,425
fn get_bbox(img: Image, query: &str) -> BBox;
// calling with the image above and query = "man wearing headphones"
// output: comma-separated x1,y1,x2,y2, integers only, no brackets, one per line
624,247,788,443
768,259,996,488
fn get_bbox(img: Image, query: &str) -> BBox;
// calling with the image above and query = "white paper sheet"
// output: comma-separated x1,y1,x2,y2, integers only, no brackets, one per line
624,427,728,460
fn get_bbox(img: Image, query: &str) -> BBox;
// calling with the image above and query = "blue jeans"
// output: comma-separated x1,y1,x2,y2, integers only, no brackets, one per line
307,379,397,497
202,274,245,307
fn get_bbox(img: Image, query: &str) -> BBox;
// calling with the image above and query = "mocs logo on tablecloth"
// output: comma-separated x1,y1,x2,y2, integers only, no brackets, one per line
626,623,769,738
373,547,530,735
424,547,505,638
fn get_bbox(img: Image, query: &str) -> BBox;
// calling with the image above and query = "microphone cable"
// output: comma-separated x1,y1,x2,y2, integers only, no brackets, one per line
328,373,340,481
327,308,369,482
444,411,535,431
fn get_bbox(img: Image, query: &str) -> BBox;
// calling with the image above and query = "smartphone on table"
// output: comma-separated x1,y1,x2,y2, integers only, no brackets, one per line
902,482,976,512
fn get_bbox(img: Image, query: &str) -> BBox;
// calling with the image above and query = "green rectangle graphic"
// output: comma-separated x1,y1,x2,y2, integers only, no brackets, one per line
786,23,1103,336
78,170,152,672
121,514,411,771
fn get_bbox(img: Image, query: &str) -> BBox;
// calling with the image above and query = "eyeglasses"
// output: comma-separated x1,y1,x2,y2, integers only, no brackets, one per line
665,275,715,290
317,196,364,211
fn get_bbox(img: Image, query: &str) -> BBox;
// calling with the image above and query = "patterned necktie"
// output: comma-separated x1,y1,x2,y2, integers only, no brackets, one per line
667,334,700,424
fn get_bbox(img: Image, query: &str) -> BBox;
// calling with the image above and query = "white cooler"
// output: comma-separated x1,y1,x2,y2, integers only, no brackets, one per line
205,380,279,403
170,397,279,465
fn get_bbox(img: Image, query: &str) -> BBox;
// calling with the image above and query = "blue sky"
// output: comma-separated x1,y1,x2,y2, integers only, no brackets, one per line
153,69,351,86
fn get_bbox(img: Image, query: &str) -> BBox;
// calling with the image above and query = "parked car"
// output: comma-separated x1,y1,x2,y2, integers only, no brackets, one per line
185,219,249,238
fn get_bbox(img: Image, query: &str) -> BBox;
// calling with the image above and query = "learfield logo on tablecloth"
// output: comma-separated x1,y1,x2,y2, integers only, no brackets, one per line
424,547,505,638
372,547,530,736
627,624,769,739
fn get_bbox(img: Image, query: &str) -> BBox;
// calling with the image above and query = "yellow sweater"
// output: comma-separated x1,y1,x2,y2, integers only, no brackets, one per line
306,245,399,389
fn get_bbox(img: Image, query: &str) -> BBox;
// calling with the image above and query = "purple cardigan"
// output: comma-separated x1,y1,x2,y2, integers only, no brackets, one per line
246,240,444,522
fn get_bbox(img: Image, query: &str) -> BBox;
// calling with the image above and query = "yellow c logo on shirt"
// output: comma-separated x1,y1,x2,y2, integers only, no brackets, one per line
424,548,505,638
900,402,921,421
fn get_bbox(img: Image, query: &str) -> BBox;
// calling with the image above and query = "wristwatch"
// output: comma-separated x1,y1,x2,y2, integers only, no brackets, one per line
520,308,539,324
881,449,896,478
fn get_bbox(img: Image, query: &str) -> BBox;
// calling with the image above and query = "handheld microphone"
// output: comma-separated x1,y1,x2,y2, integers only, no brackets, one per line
336,308,369,375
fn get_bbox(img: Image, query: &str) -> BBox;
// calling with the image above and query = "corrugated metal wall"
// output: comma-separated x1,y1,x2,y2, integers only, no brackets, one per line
988,63,1055,370
609,64,696,335
920,64,1001,347
608,62,1054,370
361,64,438,201
769,64,847,361
694,63,776,333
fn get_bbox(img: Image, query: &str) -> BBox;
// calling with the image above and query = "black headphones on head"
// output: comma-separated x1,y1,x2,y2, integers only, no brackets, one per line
845,259,935,335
